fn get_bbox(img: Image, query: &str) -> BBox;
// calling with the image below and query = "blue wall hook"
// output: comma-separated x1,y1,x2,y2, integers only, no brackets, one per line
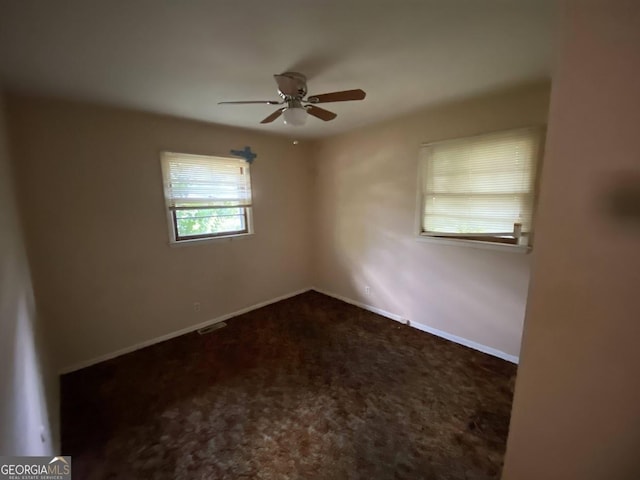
230,146,257,164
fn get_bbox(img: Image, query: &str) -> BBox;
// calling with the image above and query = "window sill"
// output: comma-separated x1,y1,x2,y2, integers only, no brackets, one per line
416,234,531,253
169,232,254,248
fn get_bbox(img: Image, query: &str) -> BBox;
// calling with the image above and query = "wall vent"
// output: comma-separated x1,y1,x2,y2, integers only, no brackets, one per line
197,322,227,335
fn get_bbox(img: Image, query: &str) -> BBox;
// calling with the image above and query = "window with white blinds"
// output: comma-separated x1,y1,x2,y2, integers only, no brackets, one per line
420,127,543,246
160,152,253,242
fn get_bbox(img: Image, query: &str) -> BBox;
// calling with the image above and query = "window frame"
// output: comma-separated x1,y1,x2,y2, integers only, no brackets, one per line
160,152,255,245
415,126,545,252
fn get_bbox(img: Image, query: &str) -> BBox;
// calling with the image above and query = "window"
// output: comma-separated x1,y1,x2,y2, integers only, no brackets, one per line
160,152,253,243
418,127,543,247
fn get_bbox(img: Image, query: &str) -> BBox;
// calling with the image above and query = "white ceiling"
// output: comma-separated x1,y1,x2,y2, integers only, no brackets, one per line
0,0,554,139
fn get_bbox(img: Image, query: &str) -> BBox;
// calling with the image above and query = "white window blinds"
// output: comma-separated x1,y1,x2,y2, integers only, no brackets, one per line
421,128,542,237
161,152,252,209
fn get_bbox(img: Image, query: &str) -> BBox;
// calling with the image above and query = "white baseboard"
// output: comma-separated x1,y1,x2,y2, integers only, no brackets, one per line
312,287,519,364
59,287,313,374
60,285,518,374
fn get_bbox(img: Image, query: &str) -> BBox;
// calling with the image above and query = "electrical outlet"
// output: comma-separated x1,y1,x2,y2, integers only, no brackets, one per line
365,286,371,296
193,302,201,312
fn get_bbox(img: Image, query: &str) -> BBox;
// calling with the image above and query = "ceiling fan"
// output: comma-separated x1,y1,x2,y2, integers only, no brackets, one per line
218,72,366,126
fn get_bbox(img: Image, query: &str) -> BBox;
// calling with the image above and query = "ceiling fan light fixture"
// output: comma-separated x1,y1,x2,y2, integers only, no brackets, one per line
282,107,308,126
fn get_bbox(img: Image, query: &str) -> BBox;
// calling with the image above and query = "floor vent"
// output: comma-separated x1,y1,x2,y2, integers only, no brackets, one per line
197,322,227,335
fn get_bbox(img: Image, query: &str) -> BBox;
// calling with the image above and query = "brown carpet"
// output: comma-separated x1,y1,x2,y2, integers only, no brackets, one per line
61,291,517,480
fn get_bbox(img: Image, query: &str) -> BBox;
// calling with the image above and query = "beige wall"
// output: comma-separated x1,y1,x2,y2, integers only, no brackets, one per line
503,2,640,479
0,93,58,454
312,83,550,359
7,96,313,371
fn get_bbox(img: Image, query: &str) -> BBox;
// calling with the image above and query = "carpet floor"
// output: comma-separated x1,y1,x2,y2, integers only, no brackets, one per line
61,291,517,480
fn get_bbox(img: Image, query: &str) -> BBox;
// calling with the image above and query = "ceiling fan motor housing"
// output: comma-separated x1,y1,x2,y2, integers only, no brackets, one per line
276,72,308,99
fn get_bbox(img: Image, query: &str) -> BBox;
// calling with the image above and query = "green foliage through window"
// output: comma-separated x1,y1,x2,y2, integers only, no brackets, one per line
174,207,247,238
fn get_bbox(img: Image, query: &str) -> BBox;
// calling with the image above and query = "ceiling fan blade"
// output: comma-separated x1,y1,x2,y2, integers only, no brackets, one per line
218,100,282,105
306,105,337,122
273,73,302,97
260,108,285,124
306,89,366,104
